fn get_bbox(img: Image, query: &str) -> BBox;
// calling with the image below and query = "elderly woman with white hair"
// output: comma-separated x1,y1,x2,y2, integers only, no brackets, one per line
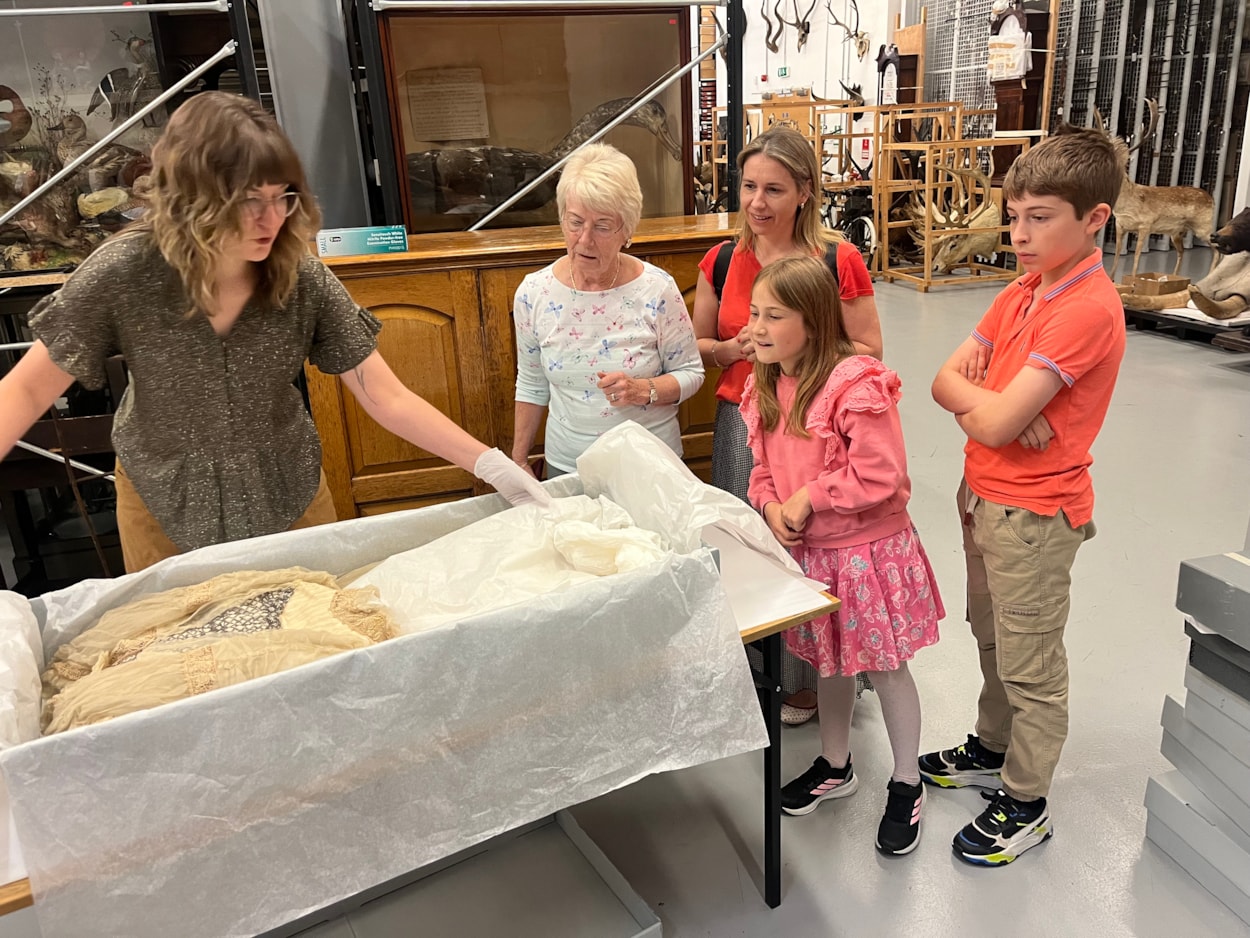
511,143,704,477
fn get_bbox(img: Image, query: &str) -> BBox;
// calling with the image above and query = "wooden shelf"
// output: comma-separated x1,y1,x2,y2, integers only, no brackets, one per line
0,271,71,290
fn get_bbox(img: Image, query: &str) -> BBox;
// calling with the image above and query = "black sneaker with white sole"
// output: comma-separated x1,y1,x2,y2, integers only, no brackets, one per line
953,789,1052,866
876,779,925,856
918,734,1004,789
781,755,859,816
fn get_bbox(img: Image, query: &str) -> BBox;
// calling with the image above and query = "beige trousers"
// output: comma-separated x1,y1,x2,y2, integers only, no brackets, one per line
114,461,339,574
958,479,1095,801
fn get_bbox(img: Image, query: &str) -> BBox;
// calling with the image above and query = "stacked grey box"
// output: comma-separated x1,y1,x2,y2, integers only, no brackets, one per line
1145,544,1250,925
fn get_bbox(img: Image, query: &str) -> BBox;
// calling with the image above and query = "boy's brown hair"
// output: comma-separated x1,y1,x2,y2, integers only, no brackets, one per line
1003,127,1123,218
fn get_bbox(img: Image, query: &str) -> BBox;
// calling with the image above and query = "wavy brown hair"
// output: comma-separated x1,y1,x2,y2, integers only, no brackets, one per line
126,91,320,315
751,256,855,438
735,126,841,257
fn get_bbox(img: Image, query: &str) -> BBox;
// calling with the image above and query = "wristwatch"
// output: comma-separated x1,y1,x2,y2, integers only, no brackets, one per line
648,379,658,405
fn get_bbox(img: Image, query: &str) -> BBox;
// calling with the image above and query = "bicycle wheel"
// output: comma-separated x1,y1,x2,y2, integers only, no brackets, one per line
843,216,877,266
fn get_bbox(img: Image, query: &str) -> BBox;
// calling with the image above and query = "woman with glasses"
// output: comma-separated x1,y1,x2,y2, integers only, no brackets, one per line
0,92,544,573
511,143,704,478
690,126,883,725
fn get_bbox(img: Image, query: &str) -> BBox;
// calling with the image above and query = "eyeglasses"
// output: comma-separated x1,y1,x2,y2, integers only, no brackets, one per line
240,191,301,221
561,215,624,238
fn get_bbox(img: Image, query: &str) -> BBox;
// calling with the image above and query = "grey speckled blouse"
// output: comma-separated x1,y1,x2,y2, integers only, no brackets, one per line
28,235,381,552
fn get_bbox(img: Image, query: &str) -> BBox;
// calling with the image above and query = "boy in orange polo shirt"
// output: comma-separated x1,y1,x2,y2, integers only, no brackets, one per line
923,128,1126,866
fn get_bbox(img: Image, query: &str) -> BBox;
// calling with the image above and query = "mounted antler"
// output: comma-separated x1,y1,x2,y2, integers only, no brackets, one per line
762,0,783,54
776,0,818,51
909,164,1002,274
837,81,865,122
825,0,870,60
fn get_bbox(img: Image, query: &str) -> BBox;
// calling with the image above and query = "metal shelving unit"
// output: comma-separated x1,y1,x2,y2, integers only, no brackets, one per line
928,0,1248,257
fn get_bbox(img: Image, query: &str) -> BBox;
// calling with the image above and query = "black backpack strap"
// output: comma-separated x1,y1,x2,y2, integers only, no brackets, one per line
823,241,841,289
714,239,839,299
711,240,735,300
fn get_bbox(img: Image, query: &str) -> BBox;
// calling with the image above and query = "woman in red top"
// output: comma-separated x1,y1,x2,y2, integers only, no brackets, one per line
691,126,881,721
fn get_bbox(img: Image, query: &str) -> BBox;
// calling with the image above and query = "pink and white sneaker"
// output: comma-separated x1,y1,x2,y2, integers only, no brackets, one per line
877,779,925,855
781,755,859,815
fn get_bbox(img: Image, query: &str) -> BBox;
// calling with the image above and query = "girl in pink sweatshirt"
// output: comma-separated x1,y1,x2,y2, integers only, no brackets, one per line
741,256,944,856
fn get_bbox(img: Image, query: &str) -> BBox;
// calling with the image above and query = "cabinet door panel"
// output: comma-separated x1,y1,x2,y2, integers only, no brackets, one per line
307,270,490,517
479,264,548,454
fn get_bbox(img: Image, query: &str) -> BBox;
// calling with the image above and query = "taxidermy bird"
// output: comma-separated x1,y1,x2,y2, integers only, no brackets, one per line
121,34,165,125
87,67,140,123
0,162,83,251
48,114,143,191
406,98,682,220
88,35,165,127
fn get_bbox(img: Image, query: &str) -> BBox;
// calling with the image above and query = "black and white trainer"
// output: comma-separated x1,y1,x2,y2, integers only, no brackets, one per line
953,789,1052,866
781,755,859,816
876,779,925,856
918,734,1004,790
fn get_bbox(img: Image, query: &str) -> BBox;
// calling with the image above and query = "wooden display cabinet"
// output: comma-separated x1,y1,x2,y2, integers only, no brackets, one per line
308,216,736,520
877,136,1032,292
367,6,694,234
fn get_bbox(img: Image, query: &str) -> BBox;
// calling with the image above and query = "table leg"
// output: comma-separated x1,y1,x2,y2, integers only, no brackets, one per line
760,631,782,908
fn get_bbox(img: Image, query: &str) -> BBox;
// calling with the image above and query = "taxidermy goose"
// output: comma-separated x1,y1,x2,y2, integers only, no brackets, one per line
407,98,682,220
48,113,143,191
87,36,165,127
0,85,33,148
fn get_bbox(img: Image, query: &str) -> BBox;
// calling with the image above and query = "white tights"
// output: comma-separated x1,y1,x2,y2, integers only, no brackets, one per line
817,662,922,786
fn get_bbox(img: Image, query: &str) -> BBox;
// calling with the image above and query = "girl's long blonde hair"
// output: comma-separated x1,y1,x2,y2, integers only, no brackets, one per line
127,91,320,315
752,256,855,437
735,126,841,257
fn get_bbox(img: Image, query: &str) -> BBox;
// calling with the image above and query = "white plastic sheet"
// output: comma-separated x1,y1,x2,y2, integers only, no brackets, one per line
576,422,809,573
354,495,670,634
0,425,771,938
0,593,39,889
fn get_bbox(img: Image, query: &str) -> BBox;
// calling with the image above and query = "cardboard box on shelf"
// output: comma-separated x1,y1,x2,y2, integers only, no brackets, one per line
1122,272,1191,295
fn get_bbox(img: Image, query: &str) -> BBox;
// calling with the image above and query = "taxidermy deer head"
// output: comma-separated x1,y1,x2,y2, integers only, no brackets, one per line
777,0,818,51
907,164,1002,274
825,0,870,60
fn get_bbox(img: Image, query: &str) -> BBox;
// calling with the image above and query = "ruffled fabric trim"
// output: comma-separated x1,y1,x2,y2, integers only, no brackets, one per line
740,374,763,458
803,356,902,469
742,357,901,469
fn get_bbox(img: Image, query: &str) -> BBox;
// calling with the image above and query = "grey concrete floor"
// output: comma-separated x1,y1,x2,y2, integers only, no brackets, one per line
572,247,1250,938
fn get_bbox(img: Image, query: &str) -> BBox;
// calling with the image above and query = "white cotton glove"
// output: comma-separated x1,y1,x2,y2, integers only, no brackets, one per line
474,448,553,508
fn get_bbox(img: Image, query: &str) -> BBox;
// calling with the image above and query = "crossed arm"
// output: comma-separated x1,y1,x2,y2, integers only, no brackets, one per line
932,335,1064,450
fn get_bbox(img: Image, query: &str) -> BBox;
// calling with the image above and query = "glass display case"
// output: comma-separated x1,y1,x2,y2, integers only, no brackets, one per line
357,4,695,233
0,0,258,279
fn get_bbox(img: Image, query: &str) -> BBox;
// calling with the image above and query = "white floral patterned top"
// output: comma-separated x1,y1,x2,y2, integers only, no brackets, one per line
513,260,704,472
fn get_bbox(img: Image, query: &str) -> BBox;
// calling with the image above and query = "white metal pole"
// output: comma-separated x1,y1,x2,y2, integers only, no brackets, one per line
0,1,226,16
0,41,239,229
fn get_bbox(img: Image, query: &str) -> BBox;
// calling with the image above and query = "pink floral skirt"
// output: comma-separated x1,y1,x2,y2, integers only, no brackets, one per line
786,524,944,677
